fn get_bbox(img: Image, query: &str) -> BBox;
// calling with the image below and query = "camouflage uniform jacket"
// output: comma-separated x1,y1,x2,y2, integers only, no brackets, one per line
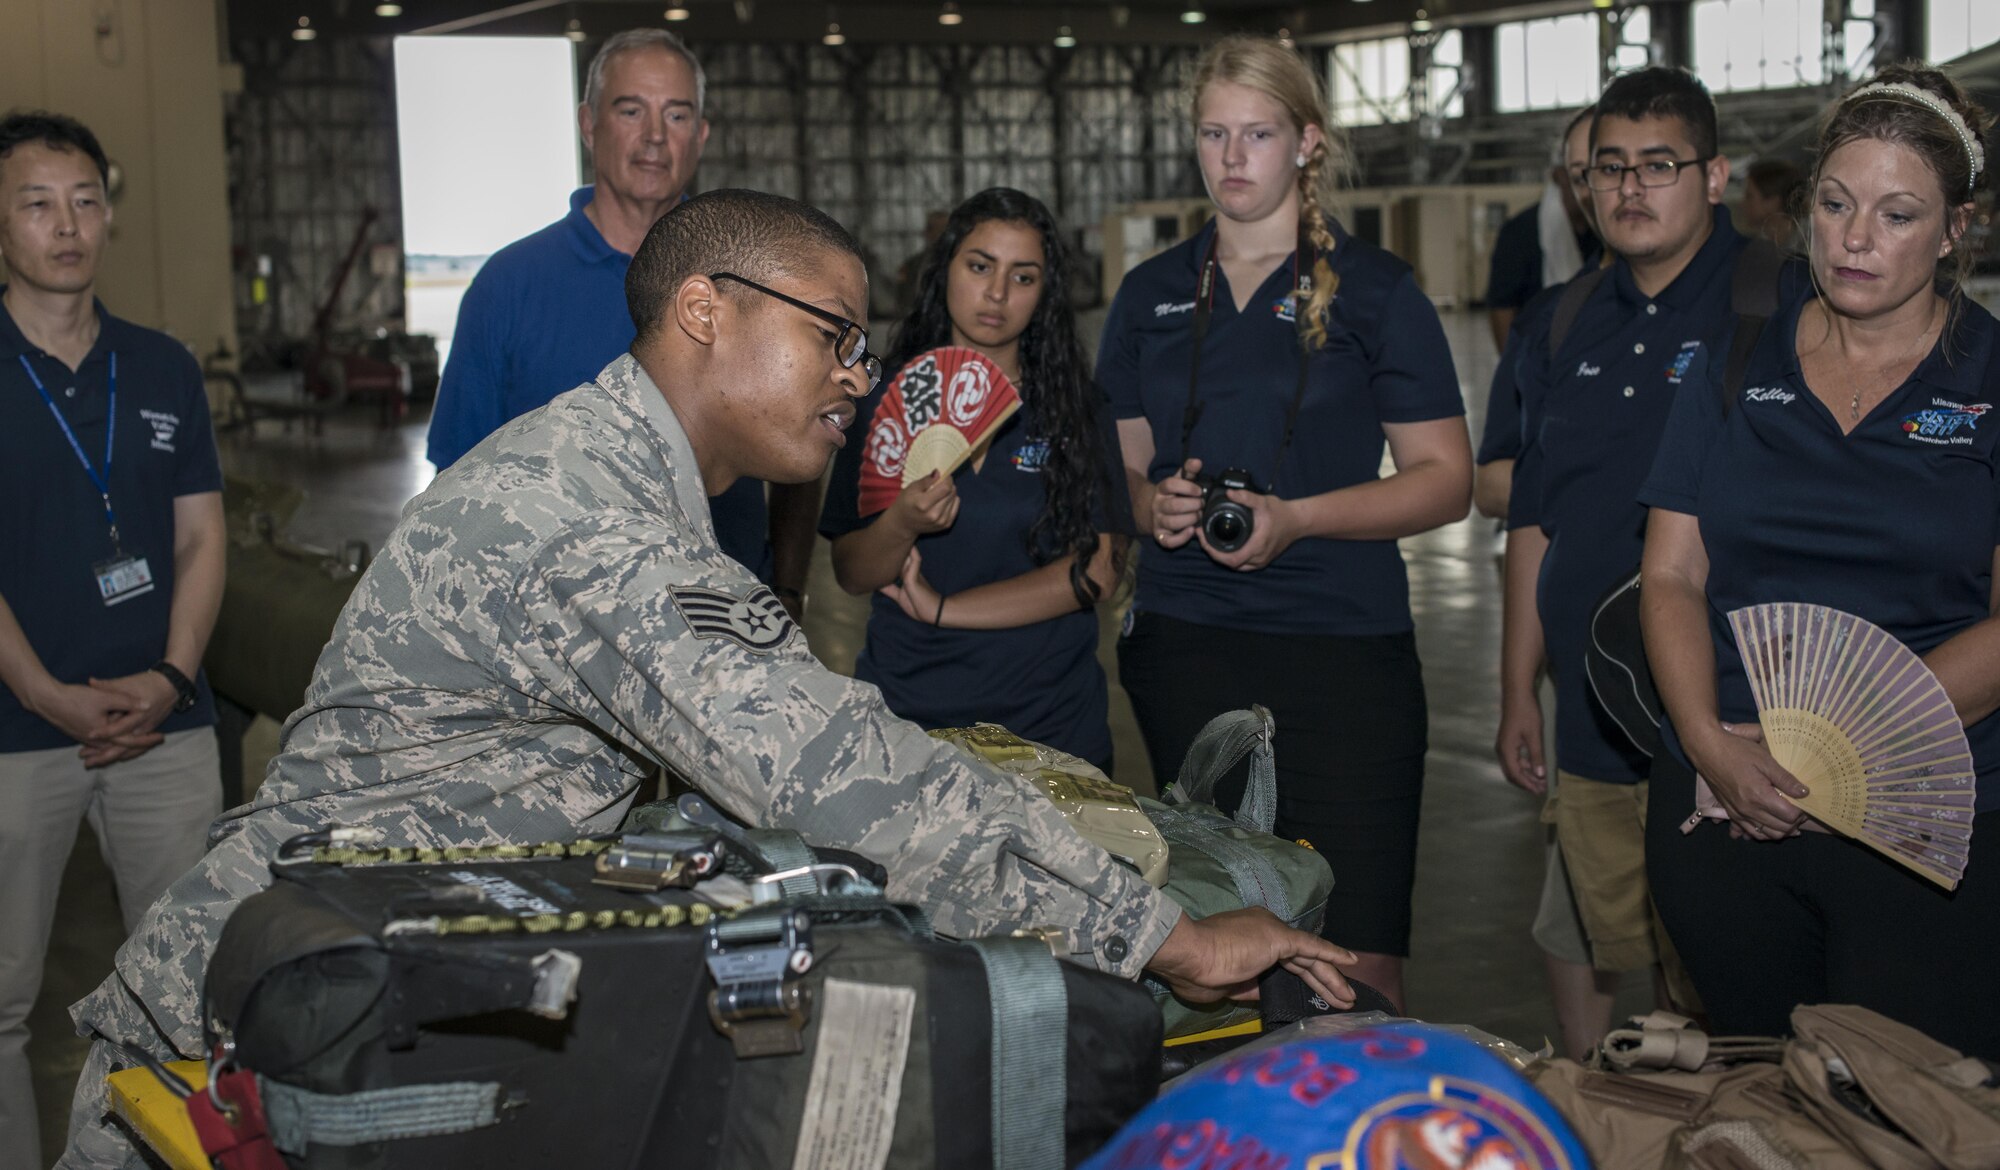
71,353,1180,1061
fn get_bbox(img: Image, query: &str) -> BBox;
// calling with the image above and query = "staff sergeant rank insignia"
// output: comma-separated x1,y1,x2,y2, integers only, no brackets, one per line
670,585,798,653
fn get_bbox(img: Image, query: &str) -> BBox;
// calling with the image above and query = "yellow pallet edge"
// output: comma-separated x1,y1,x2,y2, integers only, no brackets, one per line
107,1059,210,1170
1162,1017,1264,1048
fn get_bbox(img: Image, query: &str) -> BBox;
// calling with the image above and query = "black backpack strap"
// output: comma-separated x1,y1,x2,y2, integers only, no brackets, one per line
1547,266,1612,362
1719,238,1785,414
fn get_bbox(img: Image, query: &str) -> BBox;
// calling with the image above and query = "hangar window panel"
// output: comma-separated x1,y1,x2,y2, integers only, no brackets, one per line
1331,38,1413,127
1495,14,1602,113
1692,0,1827,92
1928,0,2000,61
1425,31,1467,119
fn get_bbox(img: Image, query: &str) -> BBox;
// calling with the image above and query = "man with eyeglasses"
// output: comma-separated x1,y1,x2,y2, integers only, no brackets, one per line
1499,66,1773,1046
58,189,1359,1167
426,28,821,623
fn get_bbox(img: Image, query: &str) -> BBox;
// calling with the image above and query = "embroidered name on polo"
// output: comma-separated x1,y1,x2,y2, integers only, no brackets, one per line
1576,362,1601,377
1155,301,1195,317
1744,387,1796,404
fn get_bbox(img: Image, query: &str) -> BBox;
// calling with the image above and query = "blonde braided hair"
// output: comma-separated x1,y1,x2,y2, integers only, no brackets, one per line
1190,35,1353,349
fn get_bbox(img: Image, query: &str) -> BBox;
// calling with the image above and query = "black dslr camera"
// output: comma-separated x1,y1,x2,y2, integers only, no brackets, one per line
1191,467,1260,553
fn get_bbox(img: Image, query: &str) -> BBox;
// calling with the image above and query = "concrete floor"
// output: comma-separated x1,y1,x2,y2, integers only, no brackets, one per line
25,307,1650,1163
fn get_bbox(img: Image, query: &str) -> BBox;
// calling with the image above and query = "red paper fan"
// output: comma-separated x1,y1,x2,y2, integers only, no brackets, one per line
856,347,1022,516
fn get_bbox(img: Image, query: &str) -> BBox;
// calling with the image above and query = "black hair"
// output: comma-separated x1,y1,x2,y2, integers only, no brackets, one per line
1594,67,1718,161
0,110,110,187
627,188,862,345
884,187,1115,609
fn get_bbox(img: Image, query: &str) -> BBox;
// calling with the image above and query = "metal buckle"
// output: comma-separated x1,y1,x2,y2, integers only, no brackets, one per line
747,862,872,905
591,831,721,892
705,909,814,1058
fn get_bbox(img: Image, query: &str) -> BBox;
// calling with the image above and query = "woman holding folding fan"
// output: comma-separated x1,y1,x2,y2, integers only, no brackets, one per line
820,187,1131,770
1639,64,2000,1056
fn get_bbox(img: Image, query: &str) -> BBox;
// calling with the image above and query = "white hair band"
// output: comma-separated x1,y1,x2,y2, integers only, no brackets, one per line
1842,81,1985,198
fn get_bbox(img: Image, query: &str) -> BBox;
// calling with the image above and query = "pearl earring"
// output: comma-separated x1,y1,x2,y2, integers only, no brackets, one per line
1295,153,1307,168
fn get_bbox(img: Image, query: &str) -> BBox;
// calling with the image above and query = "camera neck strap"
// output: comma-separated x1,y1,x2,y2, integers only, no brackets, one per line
1179,219,1316,478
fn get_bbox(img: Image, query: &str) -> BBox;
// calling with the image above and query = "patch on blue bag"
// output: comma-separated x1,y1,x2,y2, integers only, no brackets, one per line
1083,1023,1587,1169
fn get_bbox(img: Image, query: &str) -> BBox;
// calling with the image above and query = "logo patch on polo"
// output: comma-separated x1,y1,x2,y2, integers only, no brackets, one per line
1272,295,1298,323
670,585,797,653
1664,341,1703,385
1013,437,1050,472
1902,400,1991,445
141,409,180,452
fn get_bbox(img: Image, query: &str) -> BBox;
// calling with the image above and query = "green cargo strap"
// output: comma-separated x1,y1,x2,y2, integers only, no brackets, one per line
969,937,1068,1170
259,1077,506,1153
1149,806,1295,923
1170,706,1277,833
742,829,820,899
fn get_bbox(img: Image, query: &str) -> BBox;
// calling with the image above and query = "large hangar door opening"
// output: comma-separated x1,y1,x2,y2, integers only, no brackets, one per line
394,36,582,367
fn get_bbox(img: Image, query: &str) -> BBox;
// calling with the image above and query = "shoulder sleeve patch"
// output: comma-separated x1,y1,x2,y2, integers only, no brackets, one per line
669,584,799,653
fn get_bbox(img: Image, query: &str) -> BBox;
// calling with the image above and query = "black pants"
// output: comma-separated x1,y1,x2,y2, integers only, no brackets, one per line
1117,611,1428,955
1648,752,2000,1058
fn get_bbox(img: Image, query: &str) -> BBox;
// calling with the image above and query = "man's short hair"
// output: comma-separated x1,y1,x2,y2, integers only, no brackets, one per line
584,29,706,115
1745,156,1803,200
1595,67,1718,161
627,189,862,345
0,110,110,187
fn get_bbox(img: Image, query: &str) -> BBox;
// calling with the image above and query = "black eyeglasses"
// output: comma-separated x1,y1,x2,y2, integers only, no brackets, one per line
711,272,883,390
1586,156,1715,191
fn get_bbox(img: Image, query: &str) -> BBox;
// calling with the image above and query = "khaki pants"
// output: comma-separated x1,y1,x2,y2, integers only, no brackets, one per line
0,728,221,1170
1552,770,1699,1010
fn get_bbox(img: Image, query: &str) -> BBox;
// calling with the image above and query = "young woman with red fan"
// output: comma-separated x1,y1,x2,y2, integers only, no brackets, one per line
819,188,1130,770
1100,36,1473,1012
1639,65,2000,1057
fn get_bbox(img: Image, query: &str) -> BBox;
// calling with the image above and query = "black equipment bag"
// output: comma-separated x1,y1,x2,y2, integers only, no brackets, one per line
1562,239,1786,757
202,833,1161,1170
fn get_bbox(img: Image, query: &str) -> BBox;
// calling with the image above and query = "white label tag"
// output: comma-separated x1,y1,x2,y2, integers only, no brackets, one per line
94,555,154,606
790,979,917,1170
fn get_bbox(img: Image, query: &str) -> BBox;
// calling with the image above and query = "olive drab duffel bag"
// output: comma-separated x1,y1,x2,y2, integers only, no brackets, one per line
1528,1006,2000,1170
189,822,1162,1170
931,708,1346,1047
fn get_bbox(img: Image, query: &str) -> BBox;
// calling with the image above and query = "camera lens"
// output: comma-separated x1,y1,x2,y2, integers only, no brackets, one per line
1204,504,1251,552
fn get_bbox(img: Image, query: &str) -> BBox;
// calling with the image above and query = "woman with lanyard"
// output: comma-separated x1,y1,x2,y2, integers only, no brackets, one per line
820,187,1131,770
1101,35,1472,1009
1640,66,2000,1056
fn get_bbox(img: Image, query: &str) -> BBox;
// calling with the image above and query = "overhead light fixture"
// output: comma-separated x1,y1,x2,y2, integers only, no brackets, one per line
1180,4,1206,23
565,16,586,40
374,2,402,15
938,2,962,25
822,21,845,44
1277,26,1294,46
1110,4,1130,26
1054,24,1076,46
291,15,317,40
1410,8,1432,30
665,4,691,18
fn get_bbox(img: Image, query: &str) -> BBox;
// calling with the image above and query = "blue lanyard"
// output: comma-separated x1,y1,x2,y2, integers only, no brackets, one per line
18,350,120,549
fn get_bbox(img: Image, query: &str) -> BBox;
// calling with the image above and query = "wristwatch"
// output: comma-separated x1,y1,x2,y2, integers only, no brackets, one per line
149,660,198,713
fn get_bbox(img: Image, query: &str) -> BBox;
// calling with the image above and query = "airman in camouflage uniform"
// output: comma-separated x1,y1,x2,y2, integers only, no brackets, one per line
60,191,1351,1166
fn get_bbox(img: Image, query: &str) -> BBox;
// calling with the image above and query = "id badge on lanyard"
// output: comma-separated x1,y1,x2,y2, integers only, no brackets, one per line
17,352,150,605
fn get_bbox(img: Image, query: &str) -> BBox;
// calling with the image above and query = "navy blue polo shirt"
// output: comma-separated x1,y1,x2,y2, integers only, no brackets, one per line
1642,281,2000,811
426,186,772,580
1510,205,1749,783
1478,283,1568,466
820,389,1133,769
0,294,221,751
1099,217,1464,636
